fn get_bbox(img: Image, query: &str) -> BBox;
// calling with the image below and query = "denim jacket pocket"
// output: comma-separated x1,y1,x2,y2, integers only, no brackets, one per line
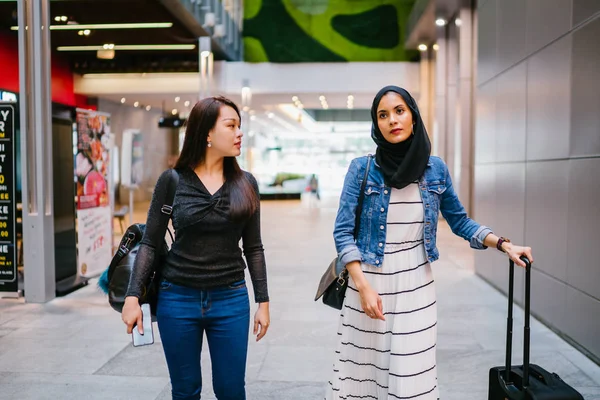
426,182,446,212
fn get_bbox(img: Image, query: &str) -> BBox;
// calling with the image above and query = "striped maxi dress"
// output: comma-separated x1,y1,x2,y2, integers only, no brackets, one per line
327,182,439,400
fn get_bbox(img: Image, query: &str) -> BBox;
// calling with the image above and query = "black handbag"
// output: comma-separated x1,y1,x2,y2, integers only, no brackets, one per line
99,169,178,320
315,155,372,310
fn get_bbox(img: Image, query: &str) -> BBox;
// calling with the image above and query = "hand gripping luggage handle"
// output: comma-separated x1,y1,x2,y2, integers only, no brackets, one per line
505,256,532,390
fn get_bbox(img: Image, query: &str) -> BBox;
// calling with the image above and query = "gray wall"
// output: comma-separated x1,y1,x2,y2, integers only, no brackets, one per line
475,0,600,362
97,100,176,203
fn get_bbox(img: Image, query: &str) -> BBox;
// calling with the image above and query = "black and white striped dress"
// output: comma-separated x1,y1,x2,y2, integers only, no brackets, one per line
328,183,439,400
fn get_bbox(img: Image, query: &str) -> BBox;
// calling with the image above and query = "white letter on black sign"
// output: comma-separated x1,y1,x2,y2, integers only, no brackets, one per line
0,110,9,121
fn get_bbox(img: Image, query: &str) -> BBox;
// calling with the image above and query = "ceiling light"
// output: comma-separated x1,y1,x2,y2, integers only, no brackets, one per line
292,96,298,102
54,22,174,30
455,18,462,26
200,50,211,58
435,18,446,26
60,16,68,22
319,95,325,101
120,98,126,103
184,101,190,107
134,101,139,107
83,29,91,35
175,96,180,103
54,16,61,22
323,104,329,110
103,43,115,50
348,95,354,100
267,112,274,119
78,30,84,36
433,44,440,51
172,109,178,115
250,115,256,121
57,44,196,51
418,44,428,51
145,105,151,111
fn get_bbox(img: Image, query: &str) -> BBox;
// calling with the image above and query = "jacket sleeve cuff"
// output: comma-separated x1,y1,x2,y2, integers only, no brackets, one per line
470,226,493,250
339,245,362,270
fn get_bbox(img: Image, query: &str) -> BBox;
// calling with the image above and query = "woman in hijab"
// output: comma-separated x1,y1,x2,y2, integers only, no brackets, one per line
328,86,533,399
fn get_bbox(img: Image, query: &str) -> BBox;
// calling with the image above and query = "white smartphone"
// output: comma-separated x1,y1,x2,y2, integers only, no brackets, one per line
132,303,154,347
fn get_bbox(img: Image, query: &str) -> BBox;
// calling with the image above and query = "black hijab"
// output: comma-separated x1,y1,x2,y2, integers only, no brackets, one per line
370,86,431,189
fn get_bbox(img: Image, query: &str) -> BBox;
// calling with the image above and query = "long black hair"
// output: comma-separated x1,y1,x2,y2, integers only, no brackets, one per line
175,96,257,220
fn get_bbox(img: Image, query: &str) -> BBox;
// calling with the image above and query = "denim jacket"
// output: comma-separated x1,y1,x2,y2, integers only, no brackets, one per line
333,155,493,270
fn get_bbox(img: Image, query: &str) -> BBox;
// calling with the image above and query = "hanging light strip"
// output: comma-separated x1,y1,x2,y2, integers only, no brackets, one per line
57,44,196,51
11,22,174,31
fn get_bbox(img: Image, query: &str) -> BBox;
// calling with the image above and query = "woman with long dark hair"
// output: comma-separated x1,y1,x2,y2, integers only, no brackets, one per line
328,86,533,399
121,96,270,400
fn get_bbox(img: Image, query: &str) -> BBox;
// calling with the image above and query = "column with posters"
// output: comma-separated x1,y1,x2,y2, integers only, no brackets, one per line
75,109,112,277
0,104,17,294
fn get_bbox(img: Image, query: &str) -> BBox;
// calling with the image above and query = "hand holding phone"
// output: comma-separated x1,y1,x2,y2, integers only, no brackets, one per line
132,303,154,347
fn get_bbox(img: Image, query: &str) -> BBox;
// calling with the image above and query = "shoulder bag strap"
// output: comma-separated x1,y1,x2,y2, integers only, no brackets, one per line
353,155,372,239
154,169,179,248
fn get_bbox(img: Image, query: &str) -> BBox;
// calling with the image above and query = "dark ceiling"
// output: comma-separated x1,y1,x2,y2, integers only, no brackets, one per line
0,0,226,74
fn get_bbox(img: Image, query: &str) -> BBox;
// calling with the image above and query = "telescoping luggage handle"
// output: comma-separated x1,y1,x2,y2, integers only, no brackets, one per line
505,256,532,390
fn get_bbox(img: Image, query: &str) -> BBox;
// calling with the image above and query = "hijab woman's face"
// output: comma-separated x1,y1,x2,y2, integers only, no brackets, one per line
376,92,414,144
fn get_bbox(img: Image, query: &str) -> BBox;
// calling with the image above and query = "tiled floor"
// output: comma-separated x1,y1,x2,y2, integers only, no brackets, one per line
0,197,598,400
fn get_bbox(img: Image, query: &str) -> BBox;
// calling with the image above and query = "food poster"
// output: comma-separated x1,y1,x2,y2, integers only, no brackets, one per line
75,109,112,277
75,110,110,210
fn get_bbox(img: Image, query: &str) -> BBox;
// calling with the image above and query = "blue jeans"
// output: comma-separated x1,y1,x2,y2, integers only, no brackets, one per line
156,279,250,400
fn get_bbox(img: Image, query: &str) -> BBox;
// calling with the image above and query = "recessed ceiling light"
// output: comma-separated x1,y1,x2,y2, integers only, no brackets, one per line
267,112,274,119
184,100,190,107
83,29,90,35
146,105,151,111
60,16,68,22
319,95,325,101
133,101,139,107
292,96,298,102
435,18,446,26
433,44,440,51
175,97,180,103
418,44,428,51
54,16,61,22
103,43,115,50
120,97,126,103
172,109,178,115
348,95,354,100
455,18,462,26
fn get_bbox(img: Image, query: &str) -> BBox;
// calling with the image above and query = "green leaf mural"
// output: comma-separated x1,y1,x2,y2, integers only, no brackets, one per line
243,0,418,62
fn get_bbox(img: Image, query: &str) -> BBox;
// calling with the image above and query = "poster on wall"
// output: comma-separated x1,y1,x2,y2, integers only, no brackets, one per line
75,109,112,277
0,104,17,294
121,129,144,187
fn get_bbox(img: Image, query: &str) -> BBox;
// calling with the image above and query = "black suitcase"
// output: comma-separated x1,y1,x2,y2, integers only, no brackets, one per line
488,256,584,400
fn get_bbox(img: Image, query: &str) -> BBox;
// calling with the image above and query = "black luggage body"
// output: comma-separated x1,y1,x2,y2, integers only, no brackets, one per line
488,257,584,400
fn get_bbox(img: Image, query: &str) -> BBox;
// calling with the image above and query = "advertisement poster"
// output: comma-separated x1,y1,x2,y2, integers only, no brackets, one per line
121,129,144,187
76,206,112,278
75,109,112,277
0,104,17,293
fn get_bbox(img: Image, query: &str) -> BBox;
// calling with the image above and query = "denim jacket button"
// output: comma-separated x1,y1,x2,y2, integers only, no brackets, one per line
378,243,383,247
384,190,389,195
375,260,380,264
380,225,384,230
380,207,385,212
